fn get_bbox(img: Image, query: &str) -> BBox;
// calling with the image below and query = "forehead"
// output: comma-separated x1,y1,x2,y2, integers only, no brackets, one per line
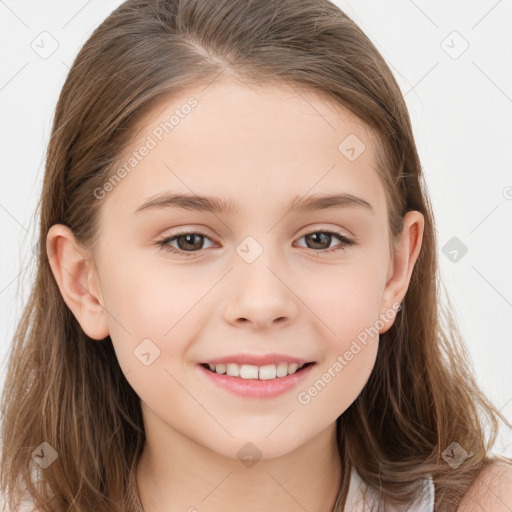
102,78,387,220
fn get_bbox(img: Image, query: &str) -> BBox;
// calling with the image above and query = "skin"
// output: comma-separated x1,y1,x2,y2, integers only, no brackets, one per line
47,78,426,512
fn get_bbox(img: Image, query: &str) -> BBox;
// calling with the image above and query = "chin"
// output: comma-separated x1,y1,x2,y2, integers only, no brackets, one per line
213,432,307,463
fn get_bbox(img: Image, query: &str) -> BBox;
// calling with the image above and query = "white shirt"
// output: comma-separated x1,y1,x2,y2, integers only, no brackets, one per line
345,467,435,511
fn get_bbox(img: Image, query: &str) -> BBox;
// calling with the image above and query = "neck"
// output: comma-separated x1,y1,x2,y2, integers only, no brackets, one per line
135,414,342,512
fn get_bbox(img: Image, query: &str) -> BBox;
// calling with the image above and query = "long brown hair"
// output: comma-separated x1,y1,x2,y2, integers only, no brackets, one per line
1,1,510,511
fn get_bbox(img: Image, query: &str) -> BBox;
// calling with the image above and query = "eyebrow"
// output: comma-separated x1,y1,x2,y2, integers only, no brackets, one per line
133,191,374,215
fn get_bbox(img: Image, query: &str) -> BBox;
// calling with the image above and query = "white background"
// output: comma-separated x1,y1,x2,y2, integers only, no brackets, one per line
1,0,511,455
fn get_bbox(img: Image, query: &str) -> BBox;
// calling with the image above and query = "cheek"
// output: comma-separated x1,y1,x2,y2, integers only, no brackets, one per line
296,272,382,419
294,258,384,412
99,260,204,422
98,256,207,374
302,255,386,344
103,253,211,327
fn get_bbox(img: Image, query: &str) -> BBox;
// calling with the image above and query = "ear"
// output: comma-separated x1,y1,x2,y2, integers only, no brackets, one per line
46,224,109,340
378,211,424,334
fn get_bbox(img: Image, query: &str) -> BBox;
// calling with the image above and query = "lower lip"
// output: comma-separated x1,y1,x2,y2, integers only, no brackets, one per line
197,363,315,399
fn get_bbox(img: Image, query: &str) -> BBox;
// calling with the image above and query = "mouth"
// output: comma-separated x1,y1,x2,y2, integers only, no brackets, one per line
199,361,315,380
196,359,316,399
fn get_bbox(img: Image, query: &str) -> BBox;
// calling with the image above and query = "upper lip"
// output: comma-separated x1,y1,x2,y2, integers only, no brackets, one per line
200,353,314,366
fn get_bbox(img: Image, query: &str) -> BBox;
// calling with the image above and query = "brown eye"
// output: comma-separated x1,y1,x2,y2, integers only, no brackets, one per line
296,230,355,253
174,233,205,251
304,232,332,250
157,230,215,256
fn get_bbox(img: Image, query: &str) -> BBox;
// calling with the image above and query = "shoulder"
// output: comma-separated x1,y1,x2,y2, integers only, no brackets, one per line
457,459,512,511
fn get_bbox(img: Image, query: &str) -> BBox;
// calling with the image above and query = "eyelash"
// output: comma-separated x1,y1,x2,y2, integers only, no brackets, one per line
156,229,355,257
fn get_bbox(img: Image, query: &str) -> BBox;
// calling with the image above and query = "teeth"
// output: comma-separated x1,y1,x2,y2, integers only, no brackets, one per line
288,363,299,374
259,364,276,380
226,363,240,377
215,364,226,375
207,362,307,379
240,364,259,379
276,362,288,377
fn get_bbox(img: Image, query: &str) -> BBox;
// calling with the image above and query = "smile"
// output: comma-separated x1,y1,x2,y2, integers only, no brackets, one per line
197,362,316,399
201,361,313,380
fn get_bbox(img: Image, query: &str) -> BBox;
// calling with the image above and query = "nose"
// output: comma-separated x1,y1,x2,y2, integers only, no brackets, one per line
222,251,299,329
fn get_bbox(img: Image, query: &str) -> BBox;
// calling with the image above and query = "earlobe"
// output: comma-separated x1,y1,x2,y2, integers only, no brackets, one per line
46,224,109,340
378,211,424,334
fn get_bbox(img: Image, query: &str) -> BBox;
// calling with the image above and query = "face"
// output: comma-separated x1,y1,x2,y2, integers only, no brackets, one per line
49,78,423,461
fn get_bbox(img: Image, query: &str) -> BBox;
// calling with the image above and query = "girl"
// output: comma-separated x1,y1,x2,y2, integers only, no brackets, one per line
1,0,511,511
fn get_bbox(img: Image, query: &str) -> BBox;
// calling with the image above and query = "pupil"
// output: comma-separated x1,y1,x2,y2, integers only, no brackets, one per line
308,232,329,249
179,234,202,251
